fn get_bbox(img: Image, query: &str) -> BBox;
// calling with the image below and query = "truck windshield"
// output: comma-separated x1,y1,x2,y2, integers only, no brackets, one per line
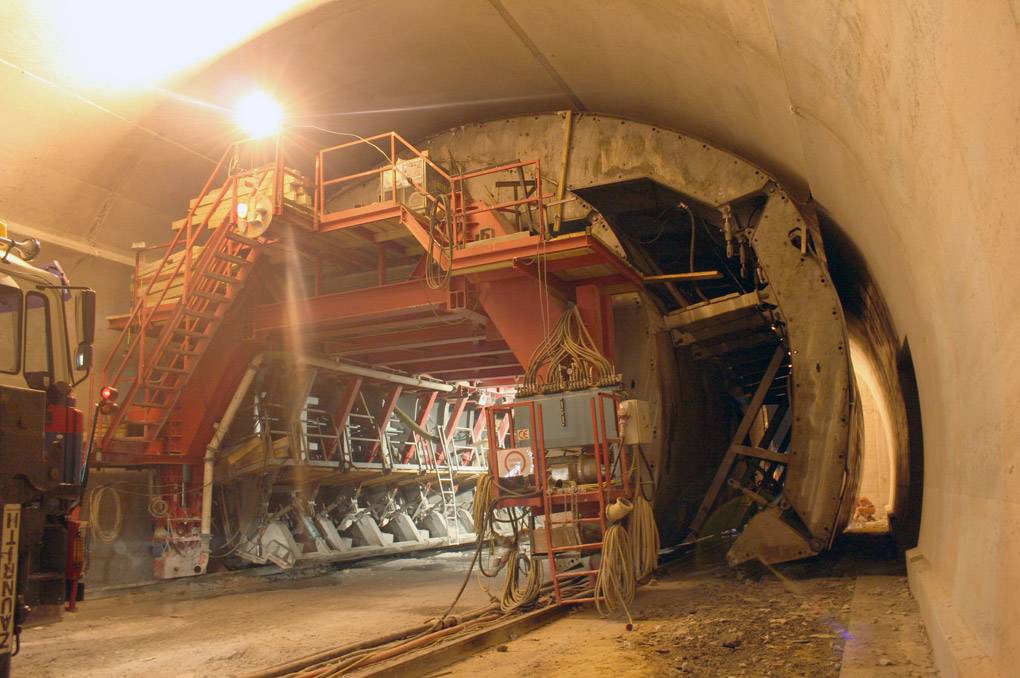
25,291,52,378
0,284,21,373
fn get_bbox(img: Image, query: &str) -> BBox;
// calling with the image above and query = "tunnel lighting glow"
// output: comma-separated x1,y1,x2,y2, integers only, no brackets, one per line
236,202,249,219
235,91,283,137
40,1,307,88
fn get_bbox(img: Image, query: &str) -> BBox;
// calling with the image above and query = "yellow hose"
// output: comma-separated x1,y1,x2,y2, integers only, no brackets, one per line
594,523,635,622
88,484,123,544
472,474,494,537
628,494,660,579
500,551,543,612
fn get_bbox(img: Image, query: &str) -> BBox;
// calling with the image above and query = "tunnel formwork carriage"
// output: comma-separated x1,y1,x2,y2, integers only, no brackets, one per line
95,112,860,577
406,113,864,565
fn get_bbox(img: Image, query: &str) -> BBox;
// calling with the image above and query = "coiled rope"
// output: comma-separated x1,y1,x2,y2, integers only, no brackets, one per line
594,523,636,623
88,484,123,544
628,494,660,580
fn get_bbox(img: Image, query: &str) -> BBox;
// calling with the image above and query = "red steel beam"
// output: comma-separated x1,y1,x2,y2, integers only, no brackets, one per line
253,280,443,336
497,413,511,448
370,385,403,461
331,376,363,459
380,345,512,367
409,354,521,374
444,397,470,450
333,323,487,356
305,310,468,341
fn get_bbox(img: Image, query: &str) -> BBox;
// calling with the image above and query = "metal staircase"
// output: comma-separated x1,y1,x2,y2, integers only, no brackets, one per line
106,224,261,450
101,157,268,453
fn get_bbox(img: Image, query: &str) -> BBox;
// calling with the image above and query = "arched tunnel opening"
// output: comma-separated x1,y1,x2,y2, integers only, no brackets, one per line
3,2,1014,674
562,172,927,561
819,214,926,554
12,111,941,676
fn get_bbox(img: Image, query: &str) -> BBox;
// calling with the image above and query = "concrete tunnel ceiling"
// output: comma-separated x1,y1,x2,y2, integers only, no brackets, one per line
1,1,1017,675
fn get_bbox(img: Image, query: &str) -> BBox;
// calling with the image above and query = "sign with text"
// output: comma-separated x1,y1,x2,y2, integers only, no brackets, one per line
0,504,20,655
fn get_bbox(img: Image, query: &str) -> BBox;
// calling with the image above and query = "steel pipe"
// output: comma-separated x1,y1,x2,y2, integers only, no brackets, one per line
201,351,268,554
264,351,457,393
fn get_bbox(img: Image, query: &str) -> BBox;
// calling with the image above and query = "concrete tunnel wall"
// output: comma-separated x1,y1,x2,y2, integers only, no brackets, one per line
748,6,1020,676
1,1,1018,674
298,3,1020,672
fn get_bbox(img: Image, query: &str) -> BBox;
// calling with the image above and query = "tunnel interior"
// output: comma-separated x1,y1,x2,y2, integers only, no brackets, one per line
819,214,925,552
1,2,1016,675
569,179,769,311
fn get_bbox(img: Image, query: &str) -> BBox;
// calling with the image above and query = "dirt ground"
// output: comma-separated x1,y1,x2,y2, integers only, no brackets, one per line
15,551,491,678
15,525,937,678
446,525,937,678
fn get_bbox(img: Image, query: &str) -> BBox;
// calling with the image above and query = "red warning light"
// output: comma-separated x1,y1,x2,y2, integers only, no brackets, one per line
98,386,120,416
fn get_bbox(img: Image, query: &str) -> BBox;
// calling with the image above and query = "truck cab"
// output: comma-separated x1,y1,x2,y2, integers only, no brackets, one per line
0,225,94,672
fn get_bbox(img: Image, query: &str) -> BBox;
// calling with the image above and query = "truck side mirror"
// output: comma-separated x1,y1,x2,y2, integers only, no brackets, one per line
77,290,95,345
74,343,92,371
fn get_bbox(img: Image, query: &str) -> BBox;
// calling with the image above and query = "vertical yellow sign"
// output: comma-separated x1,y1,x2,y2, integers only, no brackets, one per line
0,505,20,655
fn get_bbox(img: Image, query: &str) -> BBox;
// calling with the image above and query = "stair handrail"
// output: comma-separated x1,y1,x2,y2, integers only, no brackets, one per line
315,131,453,227
101,141,243,391
449,159,552,243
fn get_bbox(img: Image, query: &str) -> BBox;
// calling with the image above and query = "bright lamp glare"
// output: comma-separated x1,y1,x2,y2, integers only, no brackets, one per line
235,92,282,137
45,2,307,89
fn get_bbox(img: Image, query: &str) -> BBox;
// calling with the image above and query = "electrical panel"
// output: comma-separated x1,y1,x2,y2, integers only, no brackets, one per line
618,399,652,444
379,156,450,211
514,389,619,449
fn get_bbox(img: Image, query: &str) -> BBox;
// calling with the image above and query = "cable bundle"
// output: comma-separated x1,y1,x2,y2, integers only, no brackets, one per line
594,523,636,621
472,474,494,538
628,494,660,579
88,484,123,544
500,551,543,612
425,194,454,290
520,305,621,396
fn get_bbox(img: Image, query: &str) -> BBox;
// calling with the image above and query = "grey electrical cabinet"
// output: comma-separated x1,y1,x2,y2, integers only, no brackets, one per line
515,389,619,449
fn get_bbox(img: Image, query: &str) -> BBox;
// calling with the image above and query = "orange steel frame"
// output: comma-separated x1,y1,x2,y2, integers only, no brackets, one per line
93,128,637,577
484,392,630,604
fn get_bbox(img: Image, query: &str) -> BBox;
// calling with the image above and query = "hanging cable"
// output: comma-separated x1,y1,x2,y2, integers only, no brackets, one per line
594,523,636,624
520,305,619,396
681,203,709,302
88,484,123,544
425,193,454,290
472,474,494,538
500,551,543,612
628,494,660,580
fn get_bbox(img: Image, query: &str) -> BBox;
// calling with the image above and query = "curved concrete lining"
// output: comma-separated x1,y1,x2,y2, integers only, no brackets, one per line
1,1,1017,674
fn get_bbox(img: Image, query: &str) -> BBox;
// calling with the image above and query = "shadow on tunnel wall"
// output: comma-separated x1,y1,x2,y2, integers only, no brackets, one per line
653,344,739,545
818,213,923,552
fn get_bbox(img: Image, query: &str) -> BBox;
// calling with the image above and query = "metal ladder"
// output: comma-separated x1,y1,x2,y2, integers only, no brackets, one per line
539,452,612,605
433,434,461,541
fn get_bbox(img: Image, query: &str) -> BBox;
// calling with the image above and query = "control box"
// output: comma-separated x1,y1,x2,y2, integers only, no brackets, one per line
380,156,450,211
514,389,619,449
618,399,653,444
